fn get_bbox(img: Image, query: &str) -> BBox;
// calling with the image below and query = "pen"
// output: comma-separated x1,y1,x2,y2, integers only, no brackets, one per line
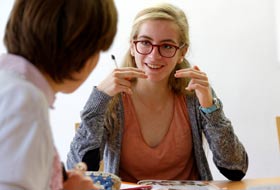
111,54,118,68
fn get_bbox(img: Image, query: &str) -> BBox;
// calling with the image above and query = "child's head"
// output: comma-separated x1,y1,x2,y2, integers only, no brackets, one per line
4,0,117,83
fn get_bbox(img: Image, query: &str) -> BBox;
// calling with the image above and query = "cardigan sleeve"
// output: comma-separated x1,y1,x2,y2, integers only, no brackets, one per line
187,90,248,180
67,87,112,170
201,101,248,180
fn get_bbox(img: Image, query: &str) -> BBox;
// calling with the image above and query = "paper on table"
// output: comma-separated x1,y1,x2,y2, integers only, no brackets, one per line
121,182,152,190
137,180,218,190
247,184,280,190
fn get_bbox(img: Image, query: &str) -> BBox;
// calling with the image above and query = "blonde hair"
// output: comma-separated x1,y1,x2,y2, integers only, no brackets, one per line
105,3,192,150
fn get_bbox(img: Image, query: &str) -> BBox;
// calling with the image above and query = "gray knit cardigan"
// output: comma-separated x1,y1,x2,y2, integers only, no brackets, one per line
67,87,248,180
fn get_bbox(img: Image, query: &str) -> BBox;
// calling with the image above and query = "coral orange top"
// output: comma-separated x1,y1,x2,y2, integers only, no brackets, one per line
119,94,198,183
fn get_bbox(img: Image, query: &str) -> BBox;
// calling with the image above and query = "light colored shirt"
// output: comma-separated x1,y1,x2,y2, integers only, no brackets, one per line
0,54,62,190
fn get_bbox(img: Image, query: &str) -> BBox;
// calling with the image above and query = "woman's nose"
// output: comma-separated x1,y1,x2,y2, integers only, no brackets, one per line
149,46,162,58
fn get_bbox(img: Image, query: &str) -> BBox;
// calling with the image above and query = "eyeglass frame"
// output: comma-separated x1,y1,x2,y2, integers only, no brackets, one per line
133,40,185,58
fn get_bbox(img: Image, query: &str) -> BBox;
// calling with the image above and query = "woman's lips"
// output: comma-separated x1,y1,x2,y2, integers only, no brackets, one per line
145,63,163,69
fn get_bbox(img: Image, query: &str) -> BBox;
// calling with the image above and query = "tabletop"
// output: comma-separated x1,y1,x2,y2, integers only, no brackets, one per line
211,177,280,189
121,177,280,190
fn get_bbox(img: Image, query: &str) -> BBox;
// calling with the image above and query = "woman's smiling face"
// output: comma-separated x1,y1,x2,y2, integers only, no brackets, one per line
131,19,184,83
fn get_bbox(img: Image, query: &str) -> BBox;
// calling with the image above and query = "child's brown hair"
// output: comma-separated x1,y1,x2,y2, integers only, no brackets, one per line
4,0,118,82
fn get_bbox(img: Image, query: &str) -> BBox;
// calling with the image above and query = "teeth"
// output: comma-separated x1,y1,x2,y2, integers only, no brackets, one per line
147,64,161,69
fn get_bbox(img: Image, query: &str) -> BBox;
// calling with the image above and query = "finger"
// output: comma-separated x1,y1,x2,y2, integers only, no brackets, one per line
193,65,200,71
65,171,99,190
176,65,204,75
109,78,133,93
118,71,147,80
116,86,133,95
185,79,194,91
74,162,87,172
186,78,209,90
115,67,144,72
66,170,84,180
186,82,209,91
175,69,207,80
110,78,133,94
114,69,147,80
188,78,210,88
115,78,133,88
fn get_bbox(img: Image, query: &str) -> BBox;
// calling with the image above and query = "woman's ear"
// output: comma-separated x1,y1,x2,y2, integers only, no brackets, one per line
130,41,135,56
182,46,188,57
178,46,188,64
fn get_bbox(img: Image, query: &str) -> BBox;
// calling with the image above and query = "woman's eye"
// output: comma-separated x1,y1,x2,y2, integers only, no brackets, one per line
161,44,174,49
140,41,151,46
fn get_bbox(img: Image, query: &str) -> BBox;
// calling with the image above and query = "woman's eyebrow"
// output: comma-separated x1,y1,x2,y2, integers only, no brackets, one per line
137,35,178,44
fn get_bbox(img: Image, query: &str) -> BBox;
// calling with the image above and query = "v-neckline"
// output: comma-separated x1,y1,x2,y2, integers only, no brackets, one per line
127,93,176,148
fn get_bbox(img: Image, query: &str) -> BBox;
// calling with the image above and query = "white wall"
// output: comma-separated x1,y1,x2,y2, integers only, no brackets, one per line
1,0,280,180
276,0,280,64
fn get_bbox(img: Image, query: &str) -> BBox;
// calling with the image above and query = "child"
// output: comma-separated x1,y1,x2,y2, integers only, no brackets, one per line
0,0,117,189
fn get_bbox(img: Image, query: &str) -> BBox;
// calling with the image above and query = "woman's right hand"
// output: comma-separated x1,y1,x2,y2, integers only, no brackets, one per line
97,67,147,96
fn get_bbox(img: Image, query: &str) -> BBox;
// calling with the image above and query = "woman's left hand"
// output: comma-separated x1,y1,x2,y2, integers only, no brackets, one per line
175,65,213,108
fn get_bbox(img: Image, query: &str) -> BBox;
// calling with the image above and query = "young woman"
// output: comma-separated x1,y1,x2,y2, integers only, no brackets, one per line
67,3,248,183
0,0,117,189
